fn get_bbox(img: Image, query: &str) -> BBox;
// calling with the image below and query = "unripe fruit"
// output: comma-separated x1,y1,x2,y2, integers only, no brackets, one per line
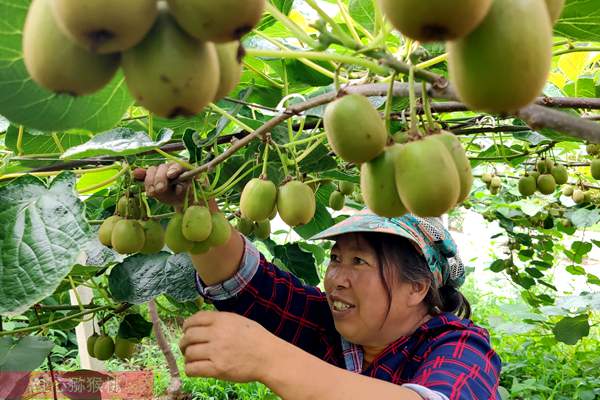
117,196,142,219
254,219,271,240
536,160,547,174
93,335,115,361
544,0,565,24
591,159,600,180
182,206,212,242
140,219,165,254
361,146,407,217
114,337,136,360
98,215,121,247
206,213,231,247
572,189,585,204
240,178,277,222
236,217,254,236
268,206,277,220
544,158,555,172
87,334,99,358
165,213,194,253
586,143,599,156
213,41,244,101
338,181,355,196
562,185,574,196
551,165,568,185
190,240,211,255
329,191,345,211
433,131,473,203
277,181,316,226
537,174,556,195
584,191,592,203
481,173,493,183
490,177,502,189
529,171,540,182
518,175,536,196
111,219,145,254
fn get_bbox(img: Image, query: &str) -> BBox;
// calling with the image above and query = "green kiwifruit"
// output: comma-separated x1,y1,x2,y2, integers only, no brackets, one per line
268,206,277,220
167,0,265,43
236,217,255,236
572,189,585,204
562,185,574,196
490,176,502,189
490,186,500,195
98,215,121,247
433,131,473,203
551,165,568,185
545,158,555,172
329,191,345,211
591,159,600,180
377,0,492,42
536,160,547,174
447,0,552,113
518,175,537,197
529,171,541,181
117,196,141,219
481,173,493,183
214,42,244,101
584,191,592,203
122,12,219,118
206,213,231,247
93,335,115,361
51,0,158,53
586,143,599,156
544,0,565,24
182,205,213,242
254,219,271,240
111,219,145,254
277,181,316,226
140,219,165,254
87,334,99,358
393,136,460,217
339,181,355,196
165,213,194,253
22,0,119,96
190,240,211,255
114,337,136,360
360,146,407,217
537,174,556,195
392,131,410,144
240,178,277,221
323,94,387,164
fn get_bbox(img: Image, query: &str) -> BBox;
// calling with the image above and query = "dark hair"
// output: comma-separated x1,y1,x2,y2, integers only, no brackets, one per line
356,232,471,322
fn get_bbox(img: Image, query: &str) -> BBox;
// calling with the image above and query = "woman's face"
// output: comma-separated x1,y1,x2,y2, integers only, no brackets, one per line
323,233,428,347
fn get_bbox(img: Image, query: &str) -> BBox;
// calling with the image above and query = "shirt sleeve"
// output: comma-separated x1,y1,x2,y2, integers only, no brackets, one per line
195,236,342,365
409,329,502,400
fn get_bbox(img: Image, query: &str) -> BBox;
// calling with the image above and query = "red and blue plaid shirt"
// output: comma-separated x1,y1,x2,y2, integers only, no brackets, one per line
195,238,502,400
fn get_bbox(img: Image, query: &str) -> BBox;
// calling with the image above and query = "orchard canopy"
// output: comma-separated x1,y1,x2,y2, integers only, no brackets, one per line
0,0,599,392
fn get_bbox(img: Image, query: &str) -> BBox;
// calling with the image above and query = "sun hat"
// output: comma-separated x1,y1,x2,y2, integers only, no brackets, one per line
310,209,466,288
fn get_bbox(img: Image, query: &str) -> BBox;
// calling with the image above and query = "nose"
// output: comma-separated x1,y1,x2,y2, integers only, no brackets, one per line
325,264,351,290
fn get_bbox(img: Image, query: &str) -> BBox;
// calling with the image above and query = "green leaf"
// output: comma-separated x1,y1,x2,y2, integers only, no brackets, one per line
554,0,600,41
349,0,375,32
566,265,586,275
525,267,544,278
571,241,593,257
61,128,173,160
118,314,153,341
563,78,596,98
490,259,508,272
5,125,90,155
108,252,199,304
552,314,590,345
0,335,54,371
0,0,133,132
272,242,319,285
565,208,600,227
0,173,90,315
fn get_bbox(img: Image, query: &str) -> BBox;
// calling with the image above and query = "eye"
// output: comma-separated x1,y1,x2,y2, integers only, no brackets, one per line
330,253,340,263
352,257,367,265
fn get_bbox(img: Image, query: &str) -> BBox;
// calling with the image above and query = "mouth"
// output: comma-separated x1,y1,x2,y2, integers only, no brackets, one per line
329,296,356,315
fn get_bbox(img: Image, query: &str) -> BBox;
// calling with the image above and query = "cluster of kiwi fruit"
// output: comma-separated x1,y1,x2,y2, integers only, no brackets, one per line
238,176,316,236
562,185,592,205
22,0,264,118
87,333,137,361
377,0,563,113
324,94,472,218
481,173,503,195
586,143,600,180
98,195,165,255
517,158,569,196
328,181,355,211
165,205,231,254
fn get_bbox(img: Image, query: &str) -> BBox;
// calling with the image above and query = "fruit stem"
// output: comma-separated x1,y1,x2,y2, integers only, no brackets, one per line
408,66,419,136
283,132,327,148
192,179,199,205
207,164,263,198
154,148,194,170
416,53,448,70
264,2,321,48
261,143,270,177
422,81,436,132
304,0,358,49
296,135,327,163
78,164,129,194
272,141,290,177
553,46,600,57
385,72,397,134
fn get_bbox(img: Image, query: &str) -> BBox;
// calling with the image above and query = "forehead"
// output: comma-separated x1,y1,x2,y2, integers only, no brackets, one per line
331,233,372,251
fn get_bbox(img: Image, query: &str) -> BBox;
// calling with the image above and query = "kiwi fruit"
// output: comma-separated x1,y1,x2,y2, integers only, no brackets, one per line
190,240,212,255
140,219,165,254
518,175,537,197
572,189,585,204
240,178,277,221
22,0,119,96
111,219,146,254
394,136,460,217
562,185,574,196
214,42,244,101
529,171,541,182
377,0,492,42
536,160,547,174
545,158,555,172
236,217,255,236
481,173,493,183
114,337,137,360
338,181,355,196
551,165,568,185
122,11,219,118
166,0,265,43
433,131,473,203
586,143,599,156
323,94,387,164
490,176,502,189
51,0,158,53
277,181,316,226
537,174,557,195
584,191,592,203
329,191,345,211
87,334,99,358
544,0,565,24
93,335,115,361
182,205,213,242
591,159,600,180
206,213,231,247
165,213,194,253
117,196,141,219
268,206,278,220
254,219,271,240
447,0,552,113
360,145,407,217
98,215,121,247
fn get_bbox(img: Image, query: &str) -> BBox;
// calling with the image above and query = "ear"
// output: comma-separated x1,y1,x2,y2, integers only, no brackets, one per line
407,279,430,307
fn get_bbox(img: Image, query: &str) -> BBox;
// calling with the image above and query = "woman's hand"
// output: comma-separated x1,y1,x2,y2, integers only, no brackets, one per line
179,311,281,383
134,162,190,207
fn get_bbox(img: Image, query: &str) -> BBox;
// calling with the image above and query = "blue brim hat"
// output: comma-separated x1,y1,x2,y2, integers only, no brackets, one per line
310,209,466,288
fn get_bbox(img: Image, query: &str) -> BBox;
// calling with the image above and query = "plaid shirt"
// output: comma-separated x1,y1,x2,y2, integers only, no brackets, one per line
195,238,501,400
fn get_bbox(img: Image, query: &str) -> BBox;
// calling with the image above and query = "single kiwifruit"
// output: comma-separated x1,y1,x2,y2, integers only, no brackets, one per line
329,191,345,211
22,0,119,96
111,219,146,254
537,174,557,195
323,94,387,164
277,181,316,226
98,215,121,247
182,205,213,242
572,189,585,204
117,196,141,219
432,131,473,203
205,213,231,247
536,159,548,174
562,185,574,196
254,219,271,240
114,337,137,360
213,42,244,101
140,219,165,254
586,143,599,156
87,334,99,358
518,175,537,197
481,173,493,183
122,11,219,118
377,0,493,42
551,165,568,185
51,0,158,53
165,213,194,253
545,158,555,172
93,335,115,361
490,176,502,189
236,217,254,236
190,240,212,255
591,159,600,180
240,178,277,221
339,181,355,196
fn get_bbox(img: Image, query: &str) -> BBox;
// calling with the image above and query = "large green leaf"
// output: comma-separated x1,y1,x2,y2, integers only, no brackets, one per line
4,125,90,155
552,314,590,344
117,314,153,341
0,0,134,132
349,0,376,32
554,0,600,41
108,252,199,304
0,173,90,315
61,128,173,160
272,242,319,285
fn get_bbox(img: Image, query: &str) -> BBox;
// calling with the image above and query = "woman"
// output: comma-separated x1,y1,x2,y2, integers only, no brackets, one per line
144,163,501,400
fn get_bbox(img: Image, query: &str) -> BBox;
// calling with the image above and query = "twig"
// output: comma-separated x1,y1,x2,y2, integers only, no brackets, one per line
97,303,133,327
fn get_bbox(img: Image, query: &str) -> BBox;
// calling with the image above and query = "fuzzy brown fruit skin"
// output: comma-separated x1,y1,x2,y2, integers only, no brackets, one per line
111,219,145,255
328,191,345,211
394,136,460,217
206,213,231,247
51,0,158,54
122,12,219,118
591,159,600,180
23,0,119,96
537,174,557,195
98,215,121,247
544,0,565,24
551,165,568,185
323,94,387,164
447,0,552,113
518,175,537,196
167,0,265,43
140,219,165,254
433,131,473,203
361,146,407,218
277,181,316,226
254,219,271,240
114,337,136,360
182,206,212,242
240,178,277,222
214,42,244,101
377,0,492,42
165,213,194,253
93,336,115,361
